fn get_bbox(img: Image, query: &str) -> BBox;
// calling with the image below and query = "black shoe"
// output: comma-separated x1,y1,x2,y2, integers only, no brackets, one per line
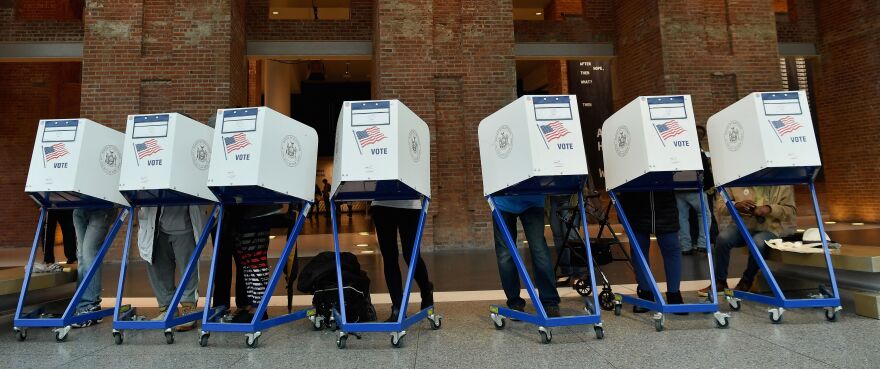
633,288,654,313
230,309,268,323
666,291,689,316
681,249,694,256
420,282,434,310
555,276,572,287
508,305,525,321
544,305,561,318
384,306,400,322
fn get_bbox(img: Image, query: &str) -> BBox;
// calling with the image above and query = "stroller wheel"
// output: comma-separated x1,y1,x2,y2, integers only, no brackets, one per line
573,278,592,296
599,289,616,311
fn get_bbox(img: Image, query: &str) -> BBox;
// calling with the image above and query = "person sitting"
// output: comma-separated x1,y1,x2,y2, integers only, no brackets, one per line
491,195,560,317
699,186,796,296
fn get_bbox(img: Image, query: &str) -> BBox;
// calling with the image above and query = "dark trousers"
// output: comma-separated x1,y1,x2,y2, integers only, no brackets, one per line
43,209,76,263
631,231,681,294
493,207,561,309
372,205,432,308
211,207,250,309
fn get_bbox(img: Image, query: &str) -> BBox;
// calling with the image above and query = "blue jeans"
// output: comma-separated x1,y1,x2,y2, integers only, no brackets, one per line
675,191,711,251
631,231,681,294
72,208,117,309
548,195,582,276
493,207,560,309
712,227,777,283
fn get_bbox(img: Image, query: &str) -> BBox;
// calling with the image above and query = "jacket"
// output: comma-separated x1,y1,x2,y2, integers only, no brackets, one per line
715,186,796,237
137,206,210,264
616,191,679,235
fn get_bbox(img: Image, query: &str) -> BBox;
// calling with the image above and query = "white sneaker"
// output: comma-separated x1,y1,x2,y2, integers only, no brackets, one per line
151,306,168,321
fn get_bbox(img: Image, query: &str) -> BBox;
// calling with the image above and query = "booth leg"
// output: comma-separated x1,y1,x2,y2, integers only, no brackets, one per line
607,192,664,312
199,204,226,347
111,208,136,343
12,207,47,340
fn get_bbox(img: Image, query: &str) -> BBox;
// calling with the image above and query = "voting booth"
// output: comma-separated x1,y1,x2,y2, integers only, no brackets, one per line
331,100,430,201
601,95,703,191
329,100,440,349
601,95,730,331
707,91,841,323
16,119,129,342
707,91,821,187
199,107,318,348
479,95,604,344
111,113,219,345
478,95,588,196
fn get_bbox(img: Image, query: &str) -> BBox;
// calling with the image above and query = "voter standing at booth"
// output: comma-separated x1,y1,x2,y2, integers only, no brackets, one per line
137,205,209,330
43,209,76,264
492,196,561,317
70,207,118,327
615,191,686,313
699,186,796,296
371,199,435,321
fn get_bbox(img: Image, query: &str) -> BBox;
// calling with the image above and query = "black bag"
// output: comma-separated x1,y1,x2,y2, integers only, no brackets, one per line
298,251,376,325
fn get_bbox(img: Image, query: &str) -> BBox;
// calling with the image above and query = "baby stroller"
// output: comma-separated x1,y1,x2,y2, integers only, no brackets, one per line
553,193,630,311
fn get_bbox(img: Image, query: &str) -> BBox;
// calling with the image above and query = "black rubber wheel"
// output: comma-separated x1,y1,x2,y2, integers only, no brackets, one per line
199,334,209,347
715,316,730,329
15,330,26,342
594,326,604,340
729,299,741,311
113,332,123,345
539,329,552,344
55,331,67,342
573,278,592,296
429,316,442,330
493,316,505,330
599,290,616,311
824,309,838,322
246,335,259,348
336,335,347,349
654,319,664,332
769,312,783,324
313,318,324,331
165,331,174,344
613,304,622,316
391,335,403,348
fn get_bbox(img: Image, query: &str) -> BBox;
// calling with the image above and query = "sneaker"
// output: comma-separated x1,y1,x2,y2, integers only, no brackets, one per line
555,276,572,287
176,303,197,332
151,305,169,321
544,305,561,318
697,281,729,297
231,309,255,323
734,279,753,293
71,305,103,328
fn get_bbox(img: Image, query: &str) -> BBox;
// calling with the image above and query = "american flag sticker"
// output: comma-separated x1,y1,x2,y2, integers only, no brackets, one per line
539,121,570,143
224,132,251,154
135,139,162,159
769,116,803,137
354,126,387,148
44,143,70,162
654,120,686,142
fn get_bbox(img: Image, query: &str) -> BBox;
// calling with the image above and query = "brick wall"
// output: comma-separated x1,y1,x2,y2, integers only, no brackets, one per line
0,0,83,41
372,0,516,249
0,62,81,247
246,0,372,41
776,0,818,43
612,0,664,105
80,0,246,130
813,1,880,222
514,0,614,43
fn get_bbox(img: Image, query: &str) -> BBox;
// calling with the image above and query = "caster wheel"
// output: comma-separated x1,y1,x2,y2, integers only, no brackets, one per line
328,318,338,331
613,303,622,316
824,307,840,322
390,331,406,348
245,332,261,348
538,327,552,344
573,278,592,296
727,297,741,311
769,308,784,324
653,314,665,332
14,328,26,342
312,316,325,330
429,315,442,330
165,331,174,345
599,289,616,311
113,331,123,345
199,332,210,347
714,314,730,329
336,333,348,349
54,326,70,342
594,325,605,340
490,313,505,330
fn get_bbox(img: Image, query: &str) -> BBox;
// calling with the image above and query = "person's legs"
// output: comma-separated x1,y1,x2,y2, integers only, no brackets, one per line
372,206,404,308
58,209,78,263
655,232,682,293
146,232,177,308
396,207,433,308
688,192,710,250
212,223,233,309
548,195,572,276
169,232,199,304
675,192,693,253
520,207,560,309
712,227,745,282
739,231,778,285
235,228,271,307
630,231,653,292
43,210,59,263
73,208,116,313
492,210,525,310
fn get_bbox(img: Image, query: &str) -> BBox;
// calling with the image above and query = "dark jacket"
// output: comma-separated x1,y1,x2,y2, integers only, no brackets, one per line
616,191,680,235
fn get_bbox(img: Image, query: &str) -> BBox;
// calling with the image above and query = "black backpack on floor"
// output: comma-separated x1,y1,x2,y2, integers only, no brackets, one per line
297,251,377,325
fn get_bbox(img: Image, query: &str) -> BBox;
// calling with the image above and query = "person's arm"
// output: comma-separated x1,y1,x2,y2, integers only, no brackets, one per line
765,186,796,221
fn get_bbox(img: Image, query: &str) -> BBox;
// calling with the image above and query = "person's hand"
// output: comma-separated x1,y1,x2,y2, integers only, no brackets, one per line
753,205,772,217
734,200,756,213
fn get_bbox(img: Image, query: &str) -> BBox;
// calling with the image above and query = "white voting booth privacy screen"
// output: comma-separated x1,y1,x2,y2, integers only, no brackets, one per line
25,118,128,206
707,91,820,187
601,95,703,191
118,113,217,203
206,107,318,202
331,100,430,200
478,95,588,196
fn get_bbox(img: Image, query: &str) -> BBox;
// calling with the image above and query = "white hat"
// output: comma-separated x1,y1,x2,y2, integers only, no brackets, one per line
802,228,831,243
